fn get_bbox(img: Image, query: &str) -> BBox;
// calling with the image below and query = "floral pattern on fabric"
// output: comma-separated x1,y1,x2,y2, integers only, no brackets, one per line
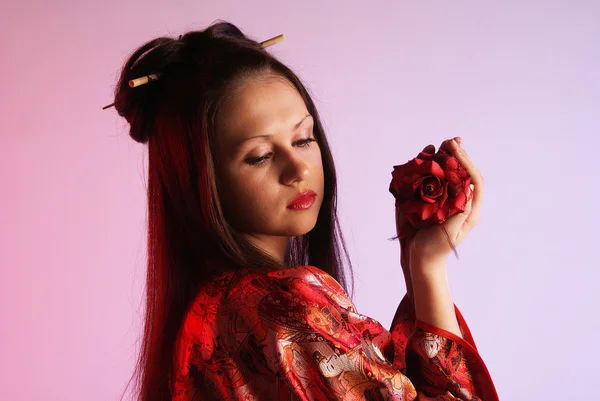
172,265,498,401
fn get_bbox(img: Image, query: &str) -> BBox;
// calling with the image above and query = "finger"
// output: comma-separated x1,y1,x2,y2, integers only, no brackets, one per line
455,198,476,246
467,183,475,202
464,183,480,227
442,195,473,240
450,140,483,225
451,140,483,187
422,144,435,153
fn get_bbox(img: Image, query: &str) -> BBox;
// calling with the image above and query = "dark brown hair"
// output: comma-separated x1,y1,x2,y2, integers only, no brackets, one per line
113,21,353,401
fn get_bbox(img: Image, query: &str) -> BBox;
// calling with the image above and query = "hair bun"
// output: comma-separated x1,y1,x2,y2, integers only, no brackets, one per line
112,21,258,144
204,21,248,41
113,37,183,143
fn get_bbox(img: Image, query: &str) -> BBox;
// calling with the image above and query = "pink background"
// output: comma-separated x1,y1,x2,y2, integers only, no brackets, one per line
2,1,599,400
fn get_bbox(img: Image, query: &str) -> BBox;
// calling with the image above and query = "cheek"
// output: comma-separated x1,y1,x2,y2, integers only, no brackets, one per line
307,147,324,179
312,146,324,166
312,149,325,192
219,171,270,230
224,168,278,211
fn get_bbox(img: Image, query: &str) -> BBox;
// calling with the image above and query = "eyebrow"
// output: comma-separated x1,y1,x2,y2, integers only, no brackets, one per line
234,114,312,150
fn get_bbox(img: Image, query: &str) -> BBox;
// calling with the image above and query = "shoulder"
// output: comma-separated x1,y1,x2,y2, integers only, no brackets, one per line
195,265,349,305
180,265,354,338
174,265,385,381
226,265,354,314
172,265,361,395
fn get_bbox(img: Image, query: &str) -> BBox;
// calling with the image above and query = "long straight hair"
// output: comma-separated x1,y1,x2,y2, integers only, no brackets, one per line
113,21,353,401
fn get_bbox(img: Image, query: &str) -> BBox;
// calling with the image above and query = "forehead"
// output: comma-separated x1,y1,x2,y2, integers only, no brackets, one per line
216,74,309,143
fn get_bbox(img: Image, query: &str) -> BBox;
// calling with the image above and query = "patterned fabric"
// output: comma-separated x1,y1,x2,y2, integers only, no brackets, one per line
172,265,498,400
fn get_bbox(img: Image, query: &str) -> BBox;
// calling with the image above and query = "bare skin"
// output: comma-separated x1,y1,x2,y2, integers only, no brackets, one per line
215,73,324,263
397,137,484,337
215,73,483,338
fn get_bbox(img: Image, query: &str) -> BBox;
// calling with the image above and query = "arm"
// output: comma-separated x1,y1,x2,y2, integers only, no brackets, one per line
410,259,462,338
391,255,498,401
396,138,481,338
398,229,462,338
272,267,498,400
391,138,498,399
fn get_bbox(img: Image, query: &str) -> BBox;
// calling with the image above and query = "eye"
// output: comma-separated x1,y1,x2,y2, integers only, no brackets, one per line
245,152,273,166
244,137,317,167
295,137,317,147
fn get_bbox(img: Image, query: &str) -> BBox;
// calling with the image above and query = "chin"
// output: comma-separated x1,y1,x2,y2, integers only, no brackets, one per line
293,225,318,237
280,210,320,236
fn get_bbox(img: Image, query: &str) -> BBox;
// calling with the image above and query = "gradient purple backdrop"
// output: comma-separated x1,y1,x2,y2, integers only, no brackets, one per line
2,1,599,400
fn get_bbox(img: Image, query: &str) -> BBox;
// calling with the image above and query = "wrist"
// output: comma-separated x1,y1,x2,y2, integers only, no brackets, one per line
409,253,448,276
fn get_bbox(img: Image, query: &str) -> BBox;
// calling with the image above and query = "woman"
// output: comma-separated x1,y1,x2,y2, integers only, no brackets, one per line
110,21,498,401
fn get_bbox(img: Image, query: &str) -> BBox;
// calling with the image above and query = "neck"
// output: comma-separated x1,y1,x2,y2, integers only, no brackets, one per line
242,233,290,265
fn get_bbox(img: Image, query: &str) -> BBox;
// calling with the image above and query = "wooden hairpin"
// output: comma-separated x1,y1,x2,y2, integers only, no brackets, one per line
102,34,284,110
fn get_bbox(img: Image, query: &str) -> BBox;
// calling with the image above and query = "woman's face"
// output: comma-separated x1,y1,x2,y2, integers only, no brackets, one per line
215,74,325,261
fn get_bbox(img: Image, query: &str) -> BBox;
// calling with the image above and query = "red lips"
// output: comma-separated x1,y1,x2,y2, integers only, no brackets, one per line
287,190,317,210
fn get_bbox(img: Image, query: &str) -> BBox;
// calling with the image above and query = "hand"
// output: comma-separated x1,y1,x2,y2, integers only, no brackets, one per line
396,137,484,271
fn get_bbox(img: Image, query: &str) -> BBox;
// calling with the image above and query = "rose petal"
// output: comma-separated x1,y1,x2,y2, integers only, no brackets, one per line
436,201,451,222
416,160,445,180
391,161,418,180
418,145,436,160
439,139,453,155
397,198,418,213
433,152,445,165
444,156,459,171
449,183,464,198
464,177,472,189
431,183,450,221
420,201,439,220
391,144,467,230
419,176,444,202
420,196,437,204
448,190,468,214
392,161,431,186
390,160,428,202
407,212,435,229
406,213,425,229
446,171,462,186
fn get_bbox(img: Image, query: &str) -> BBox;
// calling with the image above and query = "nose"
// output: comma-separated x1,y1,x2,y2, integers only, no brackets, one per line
281,152,310,186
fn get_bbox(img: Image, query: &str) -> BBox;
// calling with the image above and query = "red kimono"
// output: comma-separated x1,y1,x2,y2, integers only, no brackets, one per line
172,265,499,400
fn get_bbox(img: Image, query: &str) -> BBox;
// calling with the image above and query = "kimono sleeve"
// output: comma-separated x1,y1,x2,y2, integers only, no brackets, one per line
220,265,499,400
390,294,500,401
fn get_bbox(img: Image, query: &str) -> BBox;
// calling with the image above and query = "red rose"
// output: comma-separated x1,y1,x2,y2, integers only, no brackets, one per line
389,140,471,238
